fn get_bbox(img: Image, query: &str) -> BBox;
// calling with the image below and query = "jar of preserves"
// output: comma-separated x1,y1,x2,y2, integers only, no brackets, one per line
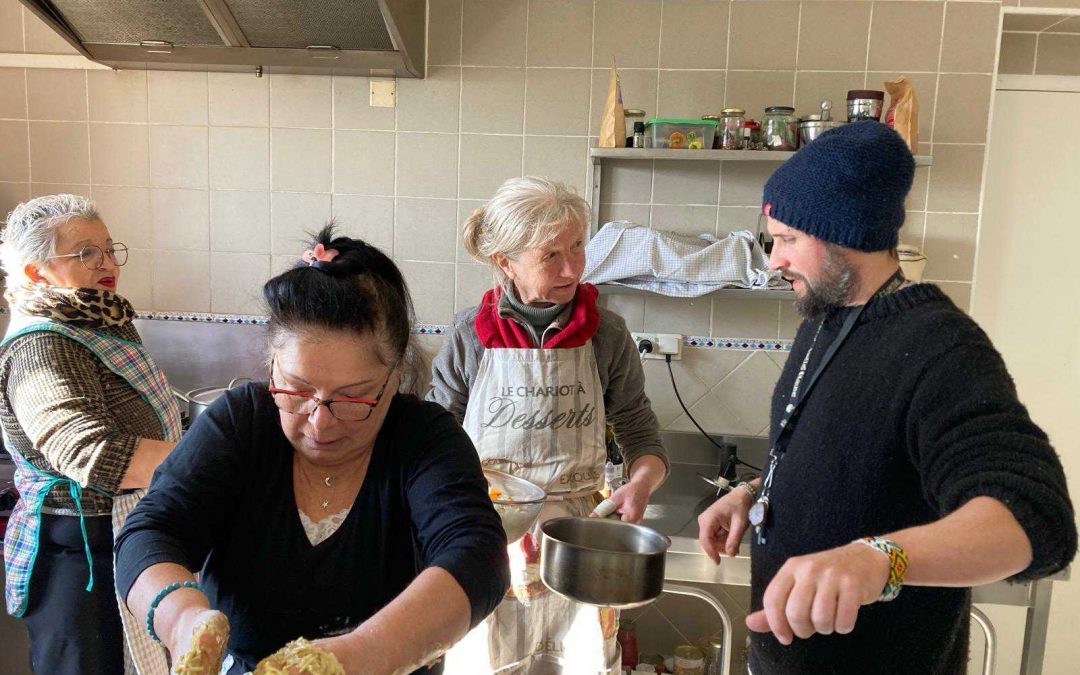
762,106,797,151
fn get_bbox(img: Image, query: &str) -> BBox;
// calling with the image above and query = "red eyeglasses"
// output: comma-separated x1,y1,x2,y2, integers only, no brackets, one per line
267,360,395,422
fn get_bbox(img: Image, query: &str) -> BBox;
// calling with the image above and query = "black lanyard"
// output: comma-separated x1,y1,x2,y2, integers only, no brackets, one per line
751,269,905,544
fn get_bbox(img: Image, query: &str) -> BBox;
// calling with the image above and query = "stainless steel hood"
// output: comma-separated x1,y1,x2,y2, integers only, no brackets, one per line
19,0,426,78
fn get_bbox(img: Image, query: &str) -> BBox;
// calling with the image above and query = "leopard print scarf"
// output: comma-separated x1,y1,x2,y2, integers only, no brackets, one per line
6,283,135,329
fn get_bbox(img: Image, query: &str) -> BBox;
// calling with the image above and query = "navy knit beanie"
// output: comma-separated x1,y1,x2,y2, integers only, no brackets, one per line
762,121,915,252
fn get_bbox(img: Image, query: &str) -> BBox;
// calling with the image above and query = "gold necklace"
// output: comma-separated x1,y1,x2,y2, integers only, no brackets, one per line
297,462,343,510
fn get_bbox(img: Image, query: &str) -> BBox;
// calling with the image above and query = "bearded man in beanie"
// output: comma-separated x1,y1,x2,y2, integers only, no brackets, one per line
696,121,1076,675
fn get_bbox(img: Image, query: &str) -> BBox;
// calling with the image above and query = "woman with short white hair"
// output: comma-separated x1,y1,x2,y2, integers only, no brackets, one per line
430,176,668,674
0,194,180,674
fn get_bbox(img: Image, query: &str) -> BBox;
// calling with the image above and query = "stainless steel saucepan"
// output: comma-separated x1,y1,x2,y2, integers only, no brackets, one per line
173,377,251,424
540,516,735,675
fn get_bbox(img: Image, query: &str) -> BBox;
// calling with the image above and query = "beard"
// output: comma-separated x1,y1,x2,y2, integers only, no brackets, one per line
787,244,861,318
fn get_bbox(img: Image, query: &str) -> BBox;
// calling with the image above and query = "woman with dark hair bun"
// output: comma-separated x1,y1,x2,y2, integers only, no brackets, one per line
114,225,510,674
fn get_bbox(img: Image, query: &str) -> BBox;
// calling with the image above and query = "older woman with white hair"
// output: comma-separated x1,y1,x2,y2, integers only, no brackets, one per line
430,176,668,674
0,194,180,674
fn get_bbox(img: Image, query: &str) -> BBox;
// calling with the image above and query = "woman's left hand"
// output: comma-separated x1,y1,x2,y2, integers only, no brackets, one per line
602,479,653,524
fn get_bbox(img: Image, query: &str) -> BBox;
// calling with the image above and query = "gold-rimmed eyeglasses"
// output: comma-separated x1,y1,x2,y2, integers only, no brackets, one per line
47,243,129,270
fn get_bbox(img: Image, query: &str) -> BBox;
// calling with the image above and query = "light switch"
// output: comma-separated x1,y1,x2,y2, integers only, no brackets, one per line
370,78,396,108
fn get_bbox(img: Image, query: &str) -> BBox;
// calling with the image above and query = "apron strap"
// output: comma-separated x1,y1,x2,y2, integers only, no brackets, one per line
66,481,95,592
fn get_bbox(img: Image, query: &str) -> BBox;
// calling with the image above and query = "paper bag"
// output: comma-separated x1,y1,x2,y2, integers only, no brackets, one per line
884,76,919,153
598,62,625,148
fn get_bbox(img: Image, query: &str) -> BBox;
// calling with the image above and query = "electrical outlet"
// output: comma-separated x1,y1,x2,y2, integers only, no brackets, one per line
631,332,683,360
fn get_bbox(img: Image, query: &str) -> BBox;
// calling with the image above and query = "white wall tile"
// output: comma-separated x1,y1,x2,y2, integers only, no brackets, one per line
151,188,209,250
118,247,153,309
271,192,331,255
0,120,30,182
332,194,394,254
210,190,270,253
397,133,459,199
459,134,522,199
644,295,711,336
209,72,269,127
90,123,149,186
462,0,527,67
210,127,269,190
91,186,152,249
149,126,208,189
334,130,395,195
88,70,147,123
152,250,210,312
270,128,331,193
0,68,27,119
211,252,270,314
148,71,208,125
524,69,591,136
394,198,457,262
29,121,88,184
398,260,456,324
270,74,331,128
522,136,589,196
455,263,492,312
398,67,460,133
26,69,86,121
461,68,525,135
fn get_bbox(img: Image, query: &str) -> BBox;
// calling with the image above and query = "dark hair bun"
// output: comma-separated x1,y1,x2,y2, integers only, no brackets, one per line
264,223,414,364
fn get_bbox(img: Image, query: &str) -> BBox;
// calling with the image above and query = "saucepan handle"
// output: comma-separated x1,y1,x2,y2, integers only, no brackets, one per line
662,583,734,675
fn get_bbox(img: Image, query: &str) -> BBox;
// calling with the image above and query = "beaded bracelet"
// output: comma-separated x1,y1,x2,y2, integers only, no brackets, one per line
146,580,204,642
853,536,908,602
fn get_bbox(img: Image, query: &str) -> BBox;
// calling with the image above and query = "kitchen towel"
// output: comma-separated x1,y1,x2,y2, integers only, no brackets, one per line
582,221,787,297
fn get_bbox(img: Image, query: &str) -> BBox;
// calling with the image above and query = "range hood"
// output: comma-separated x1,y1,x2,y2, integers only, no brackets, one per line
19,0,425,78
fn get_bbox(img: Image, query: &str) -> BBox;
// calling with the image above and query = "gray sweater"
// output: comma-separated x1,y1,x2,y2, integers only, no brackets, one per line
427,294,667,472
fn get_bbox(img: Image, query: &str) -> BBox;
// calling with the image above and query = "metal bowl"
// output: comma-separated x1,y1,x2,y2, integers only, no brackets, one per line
540,517,671,609
484,469,546,544
798,120,844,146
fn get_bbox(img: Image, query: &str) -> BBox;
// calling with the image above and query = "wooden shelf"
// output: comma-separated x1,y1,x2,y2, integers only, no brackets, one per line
589,147,933,166
596,284,795,301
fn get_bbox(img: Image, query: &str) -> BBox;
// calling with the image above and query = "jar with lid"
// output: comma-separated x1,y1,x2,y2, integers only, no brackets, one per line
717,108,746,150
673,644,705,675
743,119,764,151
762,106,797,151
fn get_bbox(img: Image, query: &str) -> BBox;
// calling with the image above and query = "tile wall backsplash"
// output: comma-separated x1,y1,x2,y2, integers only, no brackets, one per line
0,0,1020,439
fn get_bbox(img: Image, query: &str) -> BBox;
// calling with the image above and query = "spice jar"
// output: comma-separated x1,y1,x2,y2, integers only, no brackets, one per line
674,644,705,675
762,106,797,151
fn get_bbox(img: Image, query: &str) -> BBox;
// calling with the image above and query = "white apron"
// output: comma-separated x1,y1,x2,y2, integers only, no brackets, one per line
449,343,619,675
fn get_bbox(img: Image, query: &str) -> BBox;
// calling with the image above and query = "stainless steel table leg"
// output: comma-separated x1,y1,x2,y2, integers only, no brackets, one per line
663,583,734,675
1019,579,1054,675
971,606,997,675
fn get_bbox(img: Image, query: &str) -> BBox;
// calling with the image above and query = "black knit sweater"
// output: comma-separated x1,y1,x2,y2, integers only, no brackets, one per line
749,284,1076,675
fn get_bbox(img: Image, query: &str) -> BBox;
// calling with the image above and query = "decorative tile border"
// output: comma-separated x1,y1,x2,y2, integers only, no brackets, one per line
0,308,790,350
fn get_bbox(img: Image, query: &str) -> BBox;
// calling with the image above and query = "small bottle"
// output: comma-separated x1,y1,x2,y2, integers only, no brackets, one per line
617,619,639,670
603,460,617,498
632,121,646,148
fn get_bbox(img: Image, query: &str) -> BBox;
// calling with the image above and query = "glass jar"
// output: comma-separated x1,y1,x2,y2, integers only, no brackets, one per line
762,106,797,151
701,115,722,148
743,119,764,151
617,619,638,669
718,108,746,150
674,644,705,675
637,653,665,674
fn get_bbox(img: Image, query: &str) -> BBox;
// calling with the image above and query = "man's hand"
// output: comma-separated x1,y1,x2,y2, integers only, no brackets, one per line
746,542,890,645
697,487,753,563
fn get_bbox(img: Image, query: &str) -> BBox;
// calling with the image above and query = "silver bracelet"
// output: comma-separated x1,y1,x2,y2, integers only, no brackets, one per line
735,481,759,501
